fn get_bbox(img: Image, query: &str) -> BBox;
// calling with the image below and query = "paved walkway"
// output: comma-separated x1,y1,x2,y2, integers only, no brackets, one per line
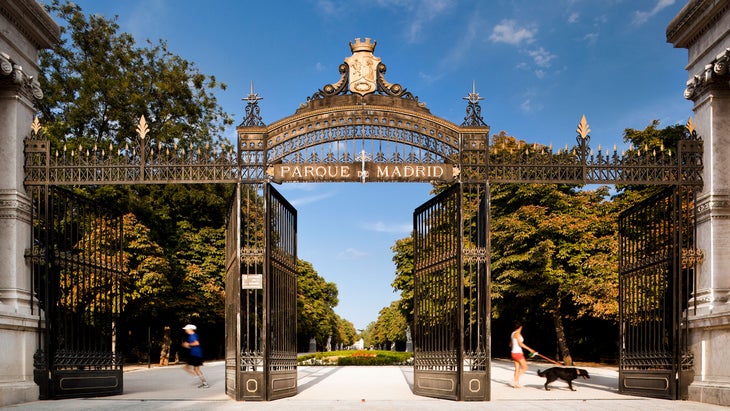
2,359,728,410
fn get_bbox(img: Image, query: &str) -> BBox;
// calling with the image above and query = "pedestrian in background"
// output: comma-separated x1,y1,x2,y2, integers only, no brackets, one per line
182,324,209,388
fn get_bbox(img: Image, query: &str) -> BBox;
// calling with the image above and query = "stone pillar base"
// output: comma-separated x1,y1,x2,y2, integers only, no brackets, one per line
689,380,730,406
0,310,40,406
688,311,730,406
0,382,39,407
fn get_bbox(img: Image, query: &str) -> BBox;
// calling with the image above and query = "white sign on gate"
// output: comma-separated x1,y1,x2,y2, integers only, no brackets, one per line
242,274,263,289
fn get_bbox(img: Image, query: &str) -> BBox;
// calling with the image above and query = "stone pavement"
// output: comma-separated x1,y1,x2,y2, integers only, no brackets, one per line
2,359,728,410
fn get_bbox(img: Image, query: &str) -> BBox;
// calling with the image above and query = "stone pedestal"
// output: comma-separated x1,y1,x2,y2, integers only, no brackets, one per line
0,0,59,406
667,0,730,406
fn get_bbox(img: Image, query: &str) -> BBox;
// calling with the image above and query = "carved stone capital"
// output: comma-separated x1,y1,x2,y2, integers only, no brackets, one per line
0,51,43,100
683,48,730,100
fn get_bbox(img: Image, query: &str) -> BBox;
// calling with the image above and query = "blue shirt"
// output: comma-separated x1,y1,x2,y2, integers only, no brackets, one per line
187,333,203,358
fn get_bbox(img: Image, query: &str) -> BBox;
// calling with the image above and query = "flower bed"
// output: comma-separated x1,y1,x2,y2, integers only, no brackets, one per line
297,350,412,366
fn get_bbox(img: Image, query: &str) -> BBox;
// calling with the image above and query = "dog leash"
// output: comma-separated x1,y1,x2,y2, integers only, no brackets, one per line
529,352,563,366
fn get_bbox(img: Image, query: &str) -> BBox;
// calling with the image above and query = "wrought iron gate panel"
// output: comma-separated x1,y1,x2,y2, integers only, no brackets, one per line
413,183,462,400
264,184,298,400
29,186,124,399
230,183,297,401
618,186,696,400
461,183,490,401
224,183,241,398
235,183,266,400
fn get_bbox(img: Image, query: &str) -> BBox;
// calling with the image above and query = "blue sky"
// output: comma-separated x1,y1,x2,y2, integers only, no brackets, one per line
54,0,693,330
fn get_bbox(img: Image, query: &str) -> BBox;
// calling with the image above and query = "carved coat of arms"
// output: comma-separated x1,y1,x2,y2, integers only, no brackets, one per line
345,38,380,96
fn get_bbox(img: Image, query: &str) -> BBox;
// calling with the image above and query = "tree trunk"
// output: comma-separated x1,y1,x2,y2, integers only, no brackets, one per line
553,311,573,366
159,326,171,366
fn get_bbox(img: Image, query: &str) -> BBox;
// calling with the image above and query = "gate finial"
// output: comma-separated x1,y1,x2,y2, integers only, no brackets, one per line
240,81,265,127
461,81,487,127
576,115,590,140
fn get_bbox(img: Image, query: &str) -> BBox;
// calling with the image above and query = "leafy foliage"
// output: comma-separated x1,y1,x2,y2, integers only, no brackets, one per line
368,301,408,347
297,260,342,350
38,0,232,149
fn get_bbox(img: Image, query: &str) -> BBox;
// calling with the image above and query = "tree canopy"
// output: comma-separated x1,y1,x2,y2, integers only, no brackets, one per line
38,0,232,149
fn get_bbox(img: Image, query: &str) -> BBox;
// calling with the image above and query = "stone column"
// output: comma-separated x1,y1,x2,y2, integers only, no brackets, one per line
667,0,730,406
0,0,59,406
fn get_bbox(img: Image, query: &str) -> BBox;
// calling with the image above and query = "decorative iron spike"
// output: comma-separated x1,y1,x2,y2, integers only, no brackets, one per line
686,117,695,134
31,117,42,135
136,116,149,140
577,115,590,139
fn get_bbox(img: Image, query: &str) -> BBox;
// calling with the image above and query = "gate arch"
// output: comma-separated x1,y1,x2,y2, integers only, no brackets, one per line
24,38,703,402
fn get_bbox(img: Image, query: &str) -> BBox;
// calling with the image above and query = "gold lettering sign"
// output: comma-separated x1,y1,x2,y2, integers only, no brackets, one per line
268,163,457,182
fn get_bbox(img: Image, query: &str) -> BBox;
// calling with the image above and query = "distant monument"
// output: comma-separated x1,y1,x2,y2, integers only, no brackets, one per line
405,326,413,353
309,337,316,352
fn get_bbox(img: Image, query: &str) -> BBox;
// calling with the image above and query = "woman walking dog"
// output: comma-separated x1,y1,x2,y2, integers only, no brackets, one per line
510,321,537,388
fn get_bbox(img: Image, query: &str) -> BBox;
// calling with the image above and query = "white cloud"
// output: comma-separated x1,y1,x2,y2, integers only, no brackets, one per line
489,19,536,46
583,32,599,45
337,247,368,260
360,221,412,234
632,0,676,25
527,47,556,68
568,12,579,24
288,191,334,207
520,91,544,113
521,99,534,112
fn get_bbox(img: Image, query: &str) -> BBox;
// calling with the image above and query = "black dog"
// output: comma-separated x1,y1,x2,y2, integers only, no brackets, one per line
537,367,590,391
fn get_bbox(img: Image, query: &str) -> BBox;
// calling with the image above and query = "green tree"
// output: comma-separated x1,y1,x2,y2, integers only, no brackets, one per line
370,301,408,348
490,180,618,365
296,260,340,350
122,213,173,313
38,0,232,149
390,237,414,325
335,315,357,347
174,221,226,323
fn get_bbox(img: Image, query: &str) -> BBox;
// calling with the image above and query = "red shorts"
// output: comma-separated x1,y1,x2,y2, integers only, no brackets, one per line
511,352,525,361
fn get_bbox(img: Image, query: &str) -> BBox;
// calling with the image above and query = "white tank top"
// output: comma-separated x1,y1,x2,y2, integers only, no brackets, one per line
510,331,523,354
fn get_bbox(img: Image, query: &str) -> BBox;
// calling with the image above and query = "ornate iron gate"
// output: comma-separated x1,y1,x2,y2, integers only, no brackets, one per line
23,38,705,403
618,186,697,399
413,182,490,401
225,183,297,401
29,186,124,399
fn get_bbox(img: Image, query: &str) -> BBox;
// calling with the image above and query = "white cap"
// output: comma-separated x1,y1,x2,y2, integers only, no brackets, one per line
182,324,196,330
